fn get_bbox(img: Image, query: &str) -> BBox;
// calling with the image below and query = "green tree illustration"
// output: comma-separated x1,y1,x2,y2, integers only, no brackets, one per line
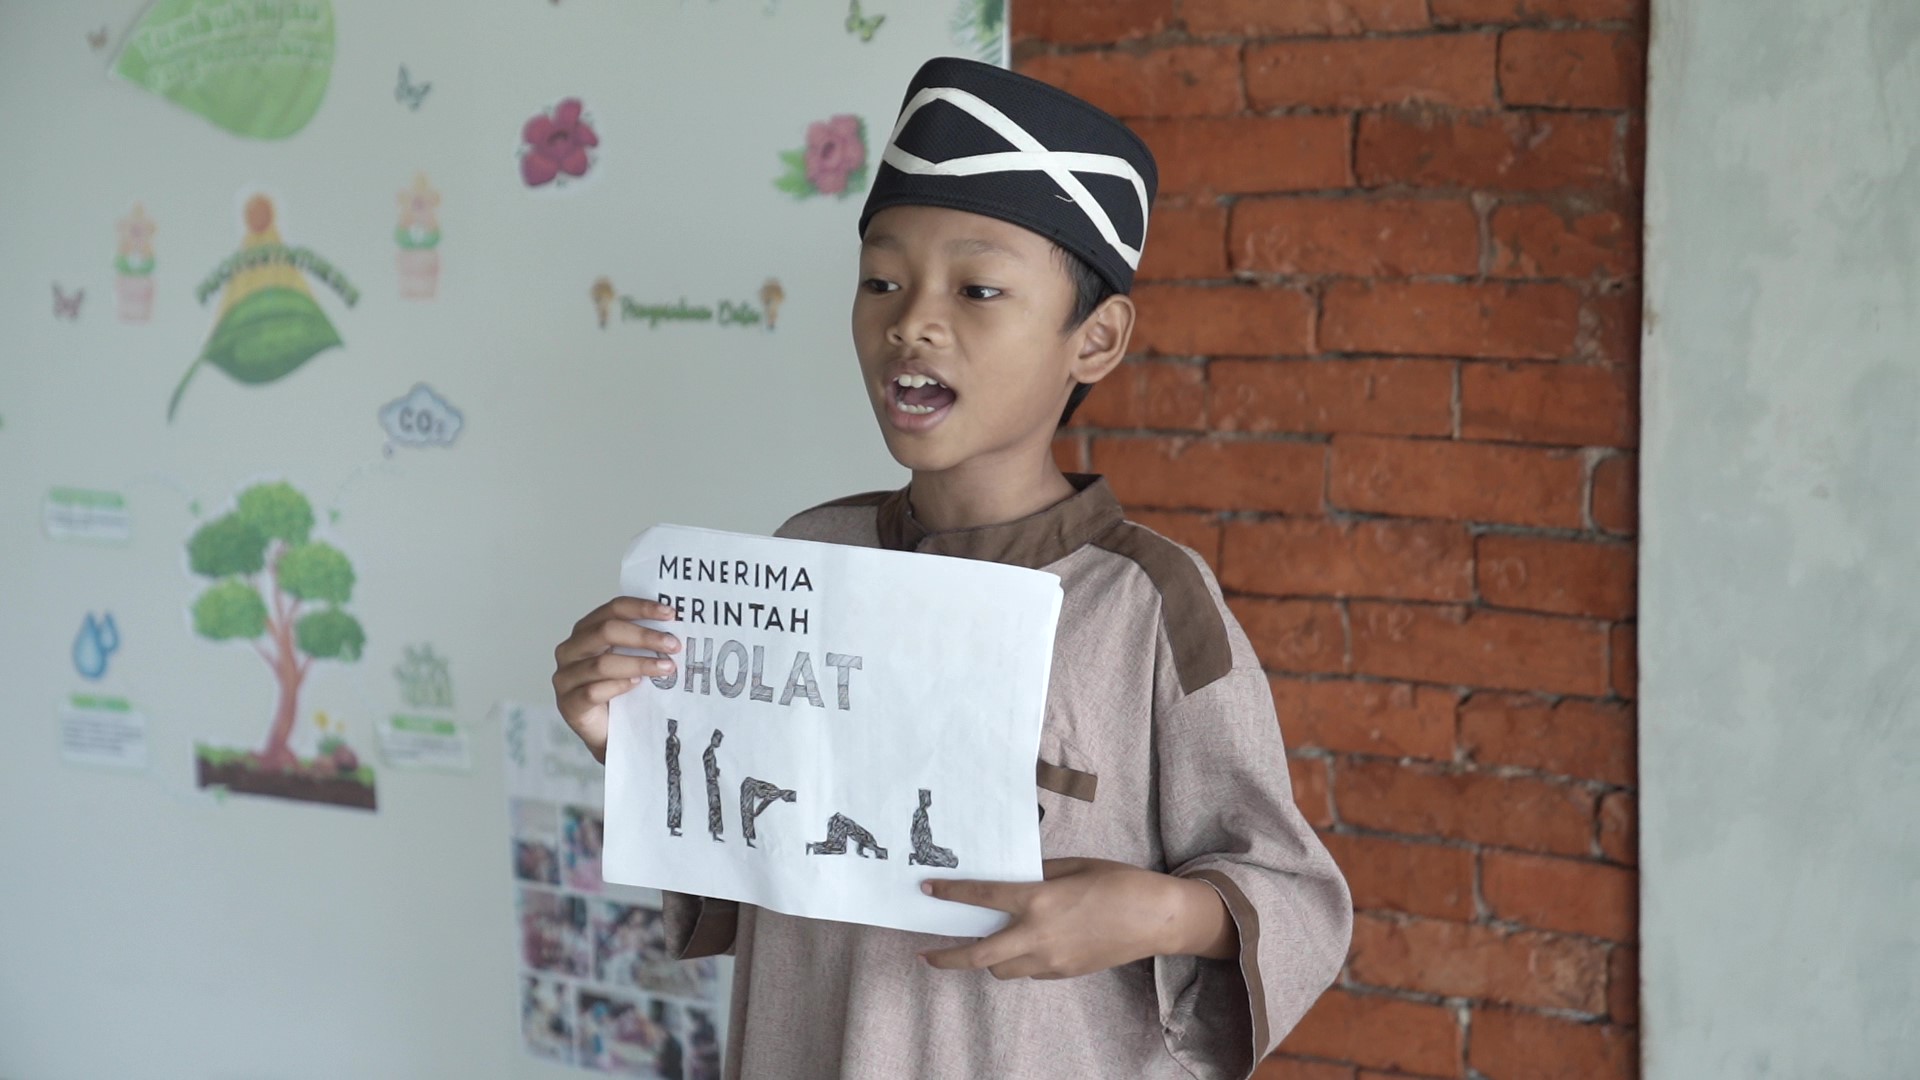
188,481,363,771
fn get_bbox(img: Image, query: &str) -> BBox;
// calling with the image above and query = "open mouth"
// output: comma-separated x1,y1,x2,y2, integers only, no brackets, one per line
890,373,957,416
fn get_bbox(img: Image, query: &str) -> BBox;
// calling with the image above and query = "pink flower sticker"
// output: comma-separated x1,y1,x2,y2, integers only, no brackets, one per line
805,114,866,195
519,98,599,188
776,114,870,199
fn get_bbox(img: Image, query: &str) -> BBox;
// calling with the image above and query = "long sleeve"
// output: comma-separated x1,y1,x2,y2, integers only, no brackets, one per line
662,891,739,959
1150,599,1353,1078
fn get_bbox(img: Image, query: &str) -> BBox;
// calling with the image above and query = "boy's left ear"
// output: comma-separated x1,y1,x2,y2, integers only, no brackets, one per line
1068,293,1136,385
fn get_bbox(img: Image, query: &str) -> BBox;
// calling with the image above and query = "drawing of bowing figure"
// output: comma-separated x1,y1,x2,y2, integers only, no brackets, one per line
664,719,683,837
905,788,958,868
804,812,888,859
703,730,725,842
738,777,797,848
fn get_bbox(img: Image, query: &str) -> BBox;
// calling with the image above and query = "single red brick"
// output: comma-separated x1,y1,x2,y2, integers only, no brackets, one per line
1097,435,1327,513
1271,676,1461,761
1609,623,1635,699
1350,601,1610,696
1489,202,1635,279
1232,197,1481,277
1230,597,1351,674
1074,360,1210,430
1474,534,1636,619
1135,115,1353,195
1607,945,1639,1024
1598,790,1636,865
1223,518,1474,602
1468,1007,1636,1080
1129,509,1223,568
1011,0,1175,43
1500,28,1644,109
1578,287,1641,367
1020,44,1244,118
1052,433,1087,473
1460,361,1637,448
1336,757,1597,855
1349,914,1608,1012
1357,109,1618,192
1323,281,1580,361
1457,692,1635,784
1281,989,1464,1077
1482,850,1637,940
1139,198,1231,281
1211,359,1456,438
1432,0,1642,24
1186,0,1430,35
1321,830,1475,920
1330,436,1588,530
1253,1055,1358,1080
1590,452,1637,534
1133,283,1317,356
1247,35,1499,110
1291,755,1335,827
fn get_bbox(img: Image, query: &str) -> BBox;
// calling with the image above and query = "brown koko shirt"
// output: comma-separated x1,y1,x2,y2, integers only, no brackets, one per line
663,472,1352,1080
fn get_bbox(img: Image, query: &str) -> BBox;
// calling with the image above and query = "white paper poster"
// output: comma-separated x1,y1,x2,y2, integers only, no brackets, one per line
501,702,730,1075
603,525,1065,938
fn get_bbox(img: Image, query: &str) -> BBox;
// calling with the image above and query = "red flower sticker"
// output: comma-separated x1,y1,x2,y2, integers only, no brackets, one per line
519,98,599,188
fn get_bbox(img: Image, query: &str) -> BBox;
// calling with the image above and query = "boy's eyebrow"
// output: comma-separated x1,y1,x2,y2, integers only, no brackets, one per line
861,232,1024,260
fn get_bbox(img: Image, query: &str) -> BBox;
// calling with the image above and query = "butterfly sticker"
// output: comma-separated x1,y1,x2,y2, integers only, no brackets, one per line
52,284,84,320
86,26,109,51
845,0,884,42
396,65,431,111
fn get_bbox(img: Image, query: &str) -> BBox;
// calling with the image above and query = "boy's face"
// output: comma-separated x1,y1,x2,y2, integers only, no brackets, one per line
852,204,1128,474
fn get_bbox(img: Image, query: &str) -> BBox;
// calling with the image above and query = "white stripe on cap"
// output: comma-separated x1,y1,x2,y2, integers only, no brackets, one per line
880,85,1150,270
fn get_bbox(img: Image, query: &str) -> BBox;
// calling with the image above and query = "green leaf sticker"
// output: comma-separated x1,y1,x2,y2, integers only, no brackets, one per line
113,0,336,140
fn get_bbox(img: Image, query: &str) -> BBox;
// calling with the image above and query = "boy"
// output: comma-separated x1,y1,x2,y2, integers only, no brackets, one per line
551,57,1352,1079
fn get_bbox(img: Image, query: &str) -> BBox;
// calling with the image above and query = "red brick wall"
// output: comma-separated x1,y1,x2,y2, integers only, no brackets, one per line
1027,3,1645,1077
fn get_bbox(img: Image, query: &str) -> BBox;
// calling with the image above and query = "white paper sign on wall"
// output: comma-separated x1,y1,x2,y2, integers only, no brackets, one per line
602,524,1064,937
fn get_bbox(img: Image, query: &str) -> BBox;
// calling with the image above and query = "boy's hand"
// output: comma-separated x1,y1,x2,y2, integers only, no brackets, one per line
918,857,1236,979
551,596,680,764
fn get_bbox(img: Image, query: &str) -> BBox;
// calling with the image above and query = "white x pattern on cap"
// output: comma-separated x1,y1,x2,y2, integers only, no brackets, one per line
880,85,1150,270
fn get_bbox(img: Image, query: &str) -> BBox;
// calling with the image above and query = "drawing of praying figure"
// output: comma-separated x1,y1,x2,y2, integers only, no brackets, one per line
738,777,797,848
905,788,958,868
703,730,725,842
665,719,683,836
804,812,888,859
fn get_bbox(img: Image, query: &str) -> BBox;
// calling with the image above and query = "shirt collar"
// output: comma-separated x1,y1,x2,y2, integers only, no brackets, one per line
875,472,1125,570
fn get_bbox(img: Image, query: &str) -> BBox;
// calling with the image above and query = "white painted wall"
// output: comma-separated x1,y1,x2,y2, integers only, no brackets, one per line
1640,2,1920,1076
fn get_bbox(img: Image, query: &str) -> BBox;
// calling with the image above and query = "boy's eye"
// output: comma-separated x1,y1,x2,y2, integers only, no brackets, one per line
962,285,1001,300
861,278,898,294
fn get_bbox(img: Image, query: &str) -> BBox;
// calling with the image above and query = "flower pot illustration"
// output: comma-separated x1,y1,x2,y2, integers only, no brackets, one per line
396,172,442,300
115,203,157,323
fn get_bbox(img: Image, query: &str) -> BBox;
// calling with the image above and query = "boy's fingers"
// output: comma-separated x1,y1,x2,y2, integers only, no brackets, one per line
921,878,1030,913
557,612,679,666
920,926,1034,971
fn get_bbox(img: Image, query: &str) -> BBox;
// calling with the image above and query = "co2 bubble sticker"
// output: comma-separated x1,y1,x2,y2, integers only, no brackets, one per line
378,383,463,454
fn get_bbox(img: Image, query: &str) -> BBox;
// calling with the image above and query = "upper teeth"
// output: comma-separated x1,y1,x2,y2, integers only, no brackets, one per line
894,373,944,388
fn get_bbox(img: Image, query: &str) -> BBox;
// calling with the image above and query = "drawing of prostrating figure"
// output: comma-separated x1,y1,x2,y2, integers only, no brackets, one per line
738,777,797,848
703,730,725,841
905,788,958,868
805,813,888,859
665,719,683,836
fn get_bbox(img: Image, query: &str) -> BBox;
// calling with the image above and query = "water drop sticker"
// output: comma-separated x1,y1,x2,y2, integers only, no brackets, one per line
72,612,122,681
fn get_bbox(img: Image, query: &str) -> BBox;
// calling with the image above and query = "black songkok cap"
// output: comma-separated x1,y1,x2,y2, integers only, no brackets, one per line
858,56,1159,295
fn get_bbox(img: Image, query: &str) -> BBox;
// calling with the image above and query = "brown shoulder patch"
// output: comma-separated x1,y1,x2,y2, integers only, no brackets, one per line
1090,521,1233,697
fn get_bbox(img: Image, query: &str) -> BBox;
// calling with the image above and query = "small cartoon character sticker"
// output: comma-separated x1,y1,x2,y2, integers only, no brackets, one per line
759,278,784,331
590,278,615,329
396,172,441,300
115,203,158,323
